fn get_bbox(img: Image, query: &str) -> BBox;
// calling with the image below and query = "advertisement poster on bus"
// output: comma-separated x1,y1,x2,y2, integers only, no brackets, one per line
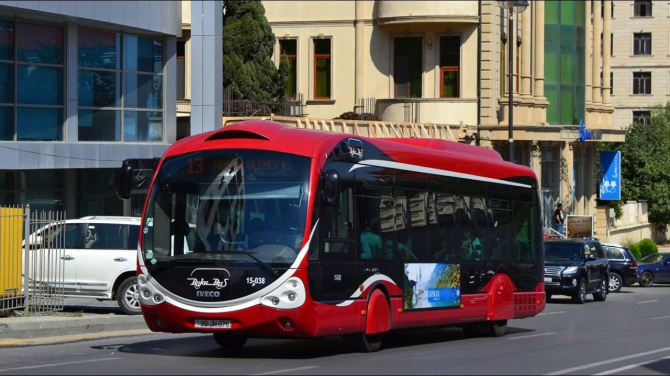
566,215,594,238
403,263,460,310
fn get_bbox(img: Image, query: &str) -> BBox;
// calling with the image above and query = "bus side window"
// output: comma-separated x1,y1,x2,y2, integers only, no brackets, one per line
357,186,384,260
513,200,535,262
322,183,355,261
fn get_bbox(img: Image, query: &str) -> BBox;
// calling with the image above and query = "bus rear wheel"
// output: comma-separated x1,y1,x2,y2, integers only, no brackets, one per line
463,320,507,337
348,332,383,353
213,333,248,350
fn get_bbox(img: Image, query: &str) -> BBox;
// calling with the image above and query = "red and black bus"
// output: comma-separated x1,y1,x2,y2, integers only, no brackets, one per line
117,120,546,352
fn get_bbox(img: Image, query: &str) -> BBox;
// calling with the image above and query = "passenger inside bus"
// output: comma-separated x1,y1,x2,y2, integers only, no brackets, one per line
360,217,382,260
461,228,483,261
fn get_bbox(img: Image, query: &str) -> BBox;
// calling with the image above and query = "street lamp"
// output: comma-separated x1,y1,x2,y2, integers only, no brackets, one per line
497,0,529,163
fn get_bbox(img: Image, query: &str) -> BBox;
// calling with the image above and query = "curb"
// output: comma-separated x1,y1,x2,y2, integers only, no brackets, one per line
0,314,147,341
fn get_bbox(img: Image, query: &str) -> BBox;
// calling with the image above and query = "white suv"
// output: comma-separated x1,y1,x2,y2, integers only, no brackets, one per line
26,216,142,314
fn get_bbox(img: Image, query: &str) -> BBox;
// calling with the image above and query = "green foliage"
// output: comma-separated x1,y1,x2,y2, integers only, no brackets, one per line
223,0,288,104
598,102,670,230
637,238,658,260
628,243,641,261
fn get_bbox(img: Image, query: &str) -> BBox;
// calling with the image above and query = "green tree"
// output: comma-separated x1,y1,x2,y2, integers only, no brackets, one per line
598,103,670,230
223,1,288,108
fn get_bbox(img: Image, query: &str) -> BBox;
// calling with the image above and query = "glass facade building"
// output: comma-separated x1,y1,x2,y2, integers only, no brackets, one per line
544,1,586,126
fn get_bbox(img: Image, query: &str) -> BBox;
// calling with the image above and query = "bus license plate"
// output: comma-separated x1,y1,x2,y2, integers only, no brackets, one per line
195,320,231,329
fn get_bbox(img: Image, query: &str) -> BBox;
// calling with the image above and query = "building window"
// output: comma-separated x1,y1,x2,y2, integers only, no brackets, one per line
0,170,64,213
279,39,297,98
633,110,651,124
0,20,65,141
633,33,652,55
611,72,614,94
633,72,651,94
78,29,164,142
634,0,652,17
611,33,614,56
394,37,423,98
313,38,331,99
176,41,185,99
80,170,123,216
439,36,460,98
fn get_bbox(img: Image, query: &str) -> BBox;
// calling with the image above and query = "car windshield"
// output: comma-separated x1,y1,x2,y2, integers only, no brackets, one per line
640,253,666,263
544,242,585,260
142,149,311,270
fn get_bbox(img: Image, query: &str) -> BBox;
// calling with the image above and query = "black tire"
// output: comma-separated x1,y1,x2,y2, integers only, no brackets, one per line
593,278,607,302
639,271,654,287
608,273,623,293
487,320,508,337
348,332,383,353
213,333,248,350
117,276,142,315
546,293,552,302
572,278,587,304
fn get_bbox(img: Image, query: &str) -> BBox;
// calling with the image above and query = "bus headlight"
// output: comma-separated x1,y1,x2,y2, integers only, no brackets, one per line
261,277,306,309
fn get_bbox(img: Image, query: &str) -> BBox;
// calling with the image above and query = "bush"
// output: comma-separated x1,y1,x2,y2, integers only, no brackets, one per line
637,238,658,260
628,243,642,261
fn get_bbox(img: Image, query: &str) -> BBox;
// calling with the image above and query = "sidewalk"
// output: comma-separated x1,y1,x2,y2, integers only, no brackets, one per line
0,299,148,346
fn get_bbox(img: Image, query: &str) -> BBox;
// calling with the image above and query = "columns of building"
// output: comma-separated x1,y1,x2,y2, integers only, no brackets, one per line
602,0,614,127
190,1,223,134
532,1,547,124
518,4,533,124
591,0,603,127
354,0,365,103
585,0,592,108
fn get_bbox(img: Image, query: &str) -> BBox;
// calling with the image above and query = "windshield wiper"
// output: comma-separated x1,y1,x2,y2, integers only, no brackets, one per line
219,249,280,279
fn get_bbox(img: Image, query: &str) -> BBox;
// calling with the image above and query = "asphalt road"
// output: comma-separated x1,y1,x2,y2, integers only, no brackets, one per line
1,286,670,375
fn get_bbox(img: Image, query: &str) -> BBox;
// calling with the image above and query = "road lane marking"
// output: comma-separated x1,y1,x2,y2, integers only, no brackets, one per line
637,300,658,304
545,346,670,375
651,315,670,320
254,366,320,375
593,355,670,375
538,311,566,316
0,358,121,372
507,332,556,340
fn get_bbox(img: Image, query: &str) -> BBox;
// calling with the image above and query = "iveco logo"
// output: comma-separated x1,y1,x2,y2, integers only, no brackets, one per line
196,291,220,297
187,268,231,290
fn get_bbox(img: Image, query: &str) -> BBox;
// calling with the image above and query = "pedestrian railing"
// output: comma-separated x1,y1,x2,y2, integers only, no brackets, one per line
0,205,65,316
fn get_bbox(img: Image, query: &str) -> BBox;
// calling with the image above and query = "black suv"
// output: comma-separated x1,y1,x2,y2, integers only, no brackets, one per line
601,242,638,292
544,238,610,304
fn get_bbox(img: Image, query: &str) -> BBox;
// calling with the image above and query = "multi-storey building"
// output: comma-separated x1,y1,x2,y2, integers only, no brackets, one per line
610,0,670,129
259,0,625,231
0,1,182,217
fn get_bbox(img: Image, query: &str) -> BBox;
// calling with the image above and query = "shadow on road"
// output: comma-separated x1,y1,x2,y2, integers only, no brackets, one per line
108,326,536,360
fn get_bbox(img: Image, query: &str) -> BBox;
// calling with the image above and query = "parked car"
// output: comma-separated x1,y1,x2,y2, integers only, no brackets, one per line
601,242,638,292
24,216,142,314
638,252,670,287
544,238,609,304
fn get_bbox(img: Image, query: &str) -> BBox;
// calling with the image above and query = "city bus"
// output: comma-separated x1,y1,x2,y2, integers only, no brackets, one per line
117,120,546,352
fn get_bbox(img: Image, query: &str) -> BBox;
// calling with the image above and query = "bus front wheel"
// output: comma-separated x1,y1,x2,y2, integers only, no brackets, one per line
348,332,383,353
213,333,248,350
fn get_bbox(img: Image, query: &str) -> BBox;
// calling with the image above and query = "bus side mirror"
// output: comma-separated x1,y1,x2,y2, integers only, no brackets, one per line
321,170,340,206
117,160,134,200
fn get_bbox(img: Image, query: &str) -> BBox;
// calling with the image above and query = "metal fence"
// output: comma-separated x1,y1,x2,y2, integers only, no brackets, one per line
0,205,65,315
223,88,306,118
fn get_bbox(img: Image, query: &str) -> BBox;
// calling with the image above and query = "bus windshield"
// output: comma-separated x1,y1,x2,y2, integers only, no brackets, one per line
142,149,311,271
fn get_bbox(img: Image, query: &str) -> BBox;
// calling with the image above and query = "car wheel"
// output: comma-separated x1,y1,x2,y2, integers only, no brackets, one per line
117,276,142,315
639,271,654,287
594,279,607,302
546,293,552,302
572,278,587,304
213,333,248,350
608,273,623,293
